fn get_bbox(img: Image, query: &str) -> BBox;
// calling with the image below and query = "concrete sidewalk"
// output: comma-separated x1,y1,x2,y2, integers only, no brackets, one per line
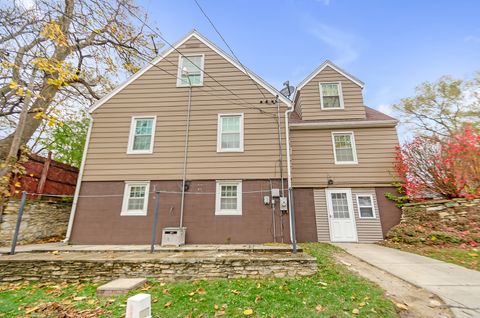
336,243,480,318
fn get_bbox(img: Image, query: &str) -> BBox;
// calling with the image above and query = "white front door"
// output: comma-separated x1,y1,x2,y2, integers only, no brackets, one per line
326,189,357,242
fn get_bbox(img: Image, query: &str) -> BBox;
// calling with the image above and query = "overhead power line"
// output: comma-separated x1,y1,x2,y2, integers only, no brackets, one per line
192,0,268,100
32,1,279,118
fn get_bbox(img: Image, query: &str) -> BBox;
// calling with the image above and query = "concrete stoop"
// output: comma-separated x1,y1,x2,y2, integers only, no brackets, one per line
97,278,147,297
0,250,317,283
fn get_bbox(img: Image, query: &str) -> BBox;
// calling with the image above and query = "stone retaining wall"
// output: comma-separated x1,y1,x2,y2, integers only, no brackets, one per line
0,200,71,246
401,198,480,227
0,252,317,282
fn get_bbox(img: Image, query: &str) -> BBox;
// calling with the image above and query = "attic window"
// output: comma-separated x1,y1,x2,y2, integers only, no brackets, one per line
177,54,204,86
320,82,344,109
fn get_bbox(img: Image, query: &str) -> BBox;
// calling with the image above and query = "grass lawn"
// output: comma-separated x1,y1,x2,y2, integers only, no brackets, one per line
382,242,479,271
0,243,398,317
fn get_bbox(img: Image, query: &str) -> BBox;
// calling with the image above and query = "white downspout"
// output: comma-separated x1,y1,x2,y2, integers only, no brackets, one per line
64,113,93,243
284,100,297,253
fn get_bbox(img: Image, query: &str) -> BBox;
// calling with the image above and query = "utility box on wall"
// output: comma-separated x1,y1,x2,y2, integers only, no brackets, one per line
161,227,186,246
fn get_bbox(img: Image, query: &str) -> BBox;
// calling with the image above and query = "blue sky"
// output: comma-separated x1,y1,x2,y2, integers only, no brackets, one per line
140,0,480,116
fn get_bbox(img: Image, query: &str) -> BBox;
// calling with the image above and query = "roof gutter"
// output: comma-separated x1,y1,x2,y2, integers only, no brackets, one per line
63,113,93,244
284,100,297,253
289,119,398,130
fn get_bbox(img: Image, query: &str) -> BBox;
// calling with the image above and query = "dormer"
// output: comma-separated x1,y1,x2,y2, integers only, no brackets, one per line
294,60,366,121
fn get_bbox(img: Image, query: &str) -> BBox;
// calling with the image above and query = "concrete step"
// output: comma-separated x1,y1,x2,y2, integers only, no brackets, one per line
97,278,147,297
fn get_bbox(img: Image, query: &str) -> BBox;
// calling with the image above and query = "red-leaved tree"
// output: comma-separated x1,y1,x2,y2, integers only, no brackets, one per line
394,126,480,200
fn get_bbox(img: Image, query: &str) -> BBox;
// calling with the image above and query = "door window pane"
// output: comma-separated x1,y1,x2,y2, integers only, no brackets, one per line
331,192,350,218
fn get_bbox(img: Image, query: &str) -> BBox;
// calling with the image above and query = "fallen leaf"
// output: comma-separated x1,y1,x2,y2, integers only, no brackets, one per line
396,303,408,311
315,304,323,313
196,288,206,295
162,289,170,295
243,308,253,316
352,308,360,315
359,302,366,307
231,289,240,295
215,310,225,317
164,301,172,308
255,294,262,303
188,292,195,296
73,296,87,301
214,304,219,310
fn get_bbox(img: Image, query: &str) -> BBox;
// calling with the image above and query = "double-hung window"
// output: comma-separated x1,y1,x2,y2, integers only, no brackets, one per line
320,82,344,109
121,182,150,216
127,116,156,154
177,54,204,86
217,114,244,152
215,181,242,215
356,194,376,218
332,132,358,164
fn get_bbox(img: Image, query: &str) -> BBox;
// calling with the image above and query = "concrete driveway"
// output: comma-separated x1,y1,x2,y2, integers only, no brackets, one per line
336,243,480,318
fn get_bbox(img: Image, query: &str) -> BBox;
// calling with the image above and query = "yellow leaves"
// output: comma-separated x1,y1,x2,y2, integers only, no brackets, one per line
9,81,18,89
164,301,172,308
33,58,78,88
243,308,253,316
315,304,324,313
352,308,360,315
14,182,21,188
123,62,139,73
468,252,478,257
395,302,408,311
41,21,68,46
16,87,24,96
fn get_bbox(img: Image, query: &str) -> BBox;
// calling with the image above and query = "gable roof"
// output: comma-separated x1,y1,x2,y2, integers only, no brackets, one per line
89,30,292,113
296,60,365,91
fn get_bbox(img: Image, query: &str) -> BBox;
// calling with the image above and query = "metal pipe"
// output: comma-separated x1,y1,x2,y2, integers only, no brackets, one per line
269,179,276,242
10,191,27,255
284,98,297,253
150,191,160,253
276,96,285,197
179,76,192,228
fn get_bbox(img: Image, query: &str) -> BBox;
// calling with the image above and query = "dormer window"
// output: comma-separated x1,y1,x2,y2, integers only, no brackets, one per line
319,82,344,109
177,54,204,86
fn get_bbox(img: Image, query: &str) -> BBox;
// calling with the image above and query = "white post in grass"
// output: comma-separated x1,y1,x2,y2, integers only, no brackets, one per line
126,293,151,318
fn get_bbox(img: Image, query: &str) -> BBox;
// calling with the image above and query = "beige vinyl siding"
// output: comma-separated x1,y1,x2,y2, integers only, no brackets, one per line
313,188,383,243
297,66,366,120
351,188,383,242
83,37,287,181
313,189,330,241
291,127,398,187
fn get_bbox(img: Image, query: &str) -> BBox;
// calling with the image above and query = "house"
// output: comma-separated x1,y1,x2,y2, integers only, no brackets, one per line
66,30,401,245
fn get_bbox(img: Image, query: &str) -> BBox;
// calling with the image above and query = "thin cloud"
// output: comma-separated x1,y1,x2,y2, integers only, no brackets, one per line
377,103,394,116
464,35,480,43
308,23,361,66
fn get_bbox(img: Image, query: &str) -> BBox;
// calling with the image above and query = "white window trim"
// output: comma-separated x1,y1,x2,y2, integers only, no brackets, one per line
356,194,376,219
121,181,150,216
319,82,344,110
215,180,242,215
331,131,358,165
127,116,156,154
176,53,205,87
217,113,244,152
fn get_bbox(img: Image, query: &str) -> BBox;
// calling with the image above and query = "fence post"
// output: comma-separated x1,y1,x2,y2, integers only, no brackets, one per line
10,191,27,255
150,191,160,253
36,151,52,199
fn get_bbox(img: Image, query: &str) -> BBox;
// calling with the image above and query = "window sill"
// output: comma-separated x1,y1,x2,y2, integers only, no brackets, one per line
120,211,148,216
126,150,154,155
215,210,242,216
334,161,358,165
217,149,244,153
176,83,204,88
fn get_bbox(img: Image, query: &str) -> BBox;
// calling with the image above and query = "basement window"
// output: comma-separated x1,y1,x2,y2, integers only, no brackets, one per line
332,132,358,164
215,181,242,215
127,116,156,154
356,194,376,218
121,182,150,216
217,113,244,152
320,82,344,109
177,54,204,86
